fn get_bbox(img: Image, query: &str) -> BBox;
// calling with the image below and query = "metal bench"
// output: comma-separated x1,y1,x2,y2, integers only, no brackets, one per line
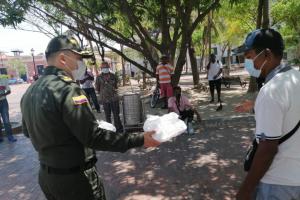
222,76,247,88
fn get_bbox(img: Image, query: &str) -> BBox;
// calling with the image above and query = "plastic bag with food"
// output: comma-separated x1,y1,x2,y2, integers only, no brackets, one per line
143,112,187,142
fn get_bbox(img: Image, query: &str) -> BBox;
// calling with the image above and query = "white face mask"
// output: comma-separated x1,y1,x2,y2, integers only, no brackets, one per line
72,60,86,80
101,68,110,74
244,50,267,78
63,54,87,80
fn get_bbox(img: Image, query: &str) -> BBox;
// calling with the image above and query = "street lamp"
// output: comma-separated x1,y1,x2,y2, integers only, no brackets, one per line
31,48,37,76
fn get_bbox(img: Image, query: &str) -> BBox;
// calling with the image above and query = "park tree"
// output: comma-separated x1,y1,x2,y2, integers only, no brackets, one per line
1,0,225,86
7,58,27,78
272,0,300,65
213,0,257,76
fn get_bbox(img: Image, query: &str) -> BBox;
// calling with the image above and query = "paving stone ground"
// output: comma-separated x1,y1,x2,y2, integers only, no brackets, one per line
0,70,256,200
0,118,255,200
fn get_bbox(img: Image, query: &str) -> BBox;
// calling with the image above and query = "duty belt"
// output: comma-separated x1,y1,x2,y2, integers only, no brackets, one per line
40,157,97,175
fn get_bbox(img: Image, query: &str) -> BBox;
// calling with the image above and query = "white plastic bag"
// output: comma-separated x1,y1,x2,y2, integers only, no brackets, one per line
97,120,116,132
143,112,187,142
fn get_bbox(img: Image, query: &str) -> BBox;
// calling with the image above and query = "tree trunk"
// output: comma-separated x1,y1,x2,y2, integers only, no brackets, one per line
225,45,231,77
208,12,212,55
262,0,270,29
247,0,264,93
87,39,99,76
199,26,207,72
189,45,199,85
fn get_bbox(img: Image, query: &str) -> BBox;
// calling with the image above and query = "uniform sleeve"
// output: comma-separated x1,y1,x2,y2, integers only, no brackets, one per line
62,85,144,152
254,91,285,140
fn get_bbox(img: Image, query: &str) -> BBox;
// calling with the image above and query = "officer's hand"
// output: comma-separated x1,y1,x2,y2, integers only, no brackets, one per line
143,131,160,148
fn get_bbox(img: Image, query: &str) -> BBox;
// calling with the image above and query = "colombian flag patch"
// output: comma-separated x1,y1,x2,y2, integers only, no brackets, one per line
72,95,88,105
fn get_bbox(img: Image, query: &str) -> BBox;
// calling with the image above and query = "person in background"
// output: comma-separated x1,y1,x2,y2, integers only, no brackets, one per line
156,55,174,109
80,68,101,113
207,54,223,103
168,86,201,135
95,62,123,133
0,76,16,142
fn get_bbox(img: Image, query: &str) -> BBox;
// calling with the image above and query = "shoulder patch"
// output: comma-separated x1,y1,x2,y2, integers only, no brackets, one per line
72,95,88,105
58,75,74,83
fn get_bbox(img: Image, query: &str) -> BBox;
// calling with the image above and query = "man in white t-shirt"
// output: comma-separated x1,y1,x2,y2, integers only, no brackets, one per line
236,29,300,200
207,54,223,103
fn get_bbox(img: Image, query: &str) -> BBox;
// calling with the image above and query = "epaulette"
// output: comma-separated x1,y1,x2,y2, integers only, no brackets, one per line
58,75,74,83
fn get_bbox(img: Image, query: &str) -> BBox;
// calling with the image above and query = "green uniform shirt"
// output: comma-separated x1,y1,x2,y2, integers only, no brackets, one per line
21,66,144,168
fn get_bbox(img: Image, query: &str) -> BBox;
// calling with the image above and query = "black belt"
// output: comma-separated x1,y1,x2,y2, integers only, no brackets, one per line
40,158,97,175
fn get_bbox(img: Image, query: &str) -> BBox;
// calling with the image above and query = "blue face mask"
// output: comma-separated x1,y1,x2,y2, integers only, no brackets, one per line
244,50,267,78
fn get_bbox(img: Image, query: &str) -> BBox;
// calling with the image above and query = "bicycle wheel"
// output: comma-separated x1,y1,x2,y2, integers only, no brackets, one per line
150,89,160,108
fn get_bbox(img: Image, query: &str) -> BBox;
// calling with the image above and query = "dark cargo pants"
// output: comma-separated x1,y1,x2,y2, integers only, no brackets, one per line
39,166,106,200
103,100,123,132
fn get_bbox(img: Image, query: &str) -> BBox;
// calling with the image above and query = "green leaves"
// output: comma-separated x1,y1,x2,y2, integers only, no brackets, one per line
0,0,30,27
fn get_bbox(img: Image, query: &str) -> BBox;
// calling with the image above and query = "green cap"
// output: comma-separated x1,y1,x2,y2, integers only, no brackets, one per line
45,35,93,59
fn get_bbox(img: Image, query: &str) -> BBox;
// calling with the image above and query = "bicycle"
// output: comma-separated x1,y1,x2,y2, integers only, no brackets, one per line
150,84,160,108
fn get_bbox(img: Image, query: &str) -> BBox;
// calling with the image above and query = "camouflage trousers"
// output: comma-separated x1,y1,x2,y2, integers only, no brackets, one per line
39,166,106,200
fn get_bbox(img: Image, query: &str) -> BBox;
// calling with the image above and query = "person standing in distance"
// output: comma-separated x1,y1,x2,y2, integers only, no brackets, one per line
236,29,300,200
207,54,223,103
79,68,101,113
0,76,16,142
21,35,160,200
95,62,123,133
156,55,174,109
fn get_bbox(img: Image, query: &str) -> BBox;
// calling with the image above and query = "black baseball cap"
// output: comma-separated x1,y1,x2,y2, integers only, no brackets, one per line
236,28,284,56
45,35,93,59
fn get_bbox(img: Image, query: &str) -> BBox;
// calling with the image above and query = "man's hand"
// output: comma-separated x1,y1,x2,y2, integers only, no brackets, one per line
144,131,160,148
235,100,254,113
213,75,218,80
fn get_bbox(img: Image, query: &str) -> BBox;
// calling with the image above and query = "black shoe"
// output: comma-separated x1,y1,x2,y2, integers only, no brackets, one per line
209,99,214,104
0,138,3,143
216,104,223,111
218,99,222,103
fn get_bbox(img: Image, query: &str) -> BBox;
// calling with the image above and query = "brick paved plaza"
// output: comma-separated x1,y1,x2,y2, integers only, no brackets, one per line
0,79,255,200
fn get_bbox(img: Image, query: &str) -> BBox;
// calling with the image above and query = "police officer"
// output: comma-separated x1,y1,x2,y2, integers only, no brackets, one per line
21,35,160,200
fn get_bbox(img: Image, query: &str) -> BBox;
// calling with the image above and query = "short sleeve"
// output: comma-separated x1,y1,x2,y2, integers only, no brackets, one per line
182,96,192,109
255,92,285,140
168,97,179,113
